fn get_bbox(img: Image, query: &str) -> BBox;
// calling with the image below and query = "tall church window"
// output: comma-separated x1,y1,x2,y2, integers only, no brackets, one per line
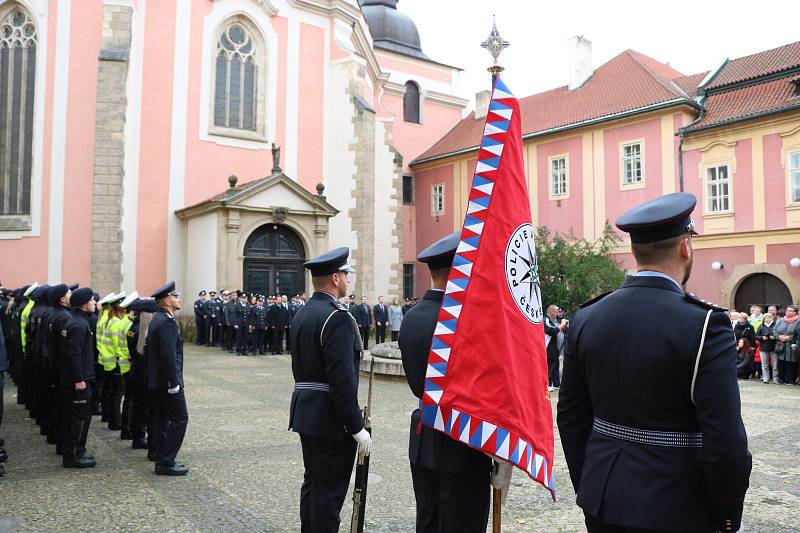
0,7,36,218
403,81,420,124
213,19,265,138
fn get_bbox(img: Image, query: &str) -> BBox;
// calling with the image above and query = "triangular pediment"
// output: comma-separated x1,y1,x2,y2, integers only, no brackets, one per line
176,173,338,219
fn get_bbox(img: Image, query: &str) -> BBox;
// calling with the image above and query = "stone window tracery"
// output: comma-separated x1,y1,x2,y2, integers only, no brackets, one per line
0,7,37,219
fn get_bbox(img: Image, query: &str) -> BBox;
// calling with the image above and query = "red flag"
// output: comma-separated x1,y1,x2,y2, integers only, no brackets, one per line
421,75,555,498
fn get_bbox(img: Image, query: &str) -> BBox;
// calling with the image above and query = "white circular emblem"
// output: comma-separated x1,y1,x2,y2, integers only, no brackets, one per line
504,223,543,324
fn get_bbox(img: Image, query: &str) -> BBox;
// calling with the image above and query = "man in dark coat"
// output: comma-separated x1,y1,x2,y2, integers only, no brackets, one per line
193,291,207,345
59,288,98,468
146,281,189,476
234,292,250,356
353,296,372,350
268,295,290,354
289,247,371,533
558,193,751,533
399,231,497,533
373,296,388,345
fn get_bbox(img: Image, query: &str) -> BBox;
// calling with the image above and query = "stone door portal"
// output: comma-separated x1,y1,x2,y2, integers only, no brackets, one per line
243,224,306,297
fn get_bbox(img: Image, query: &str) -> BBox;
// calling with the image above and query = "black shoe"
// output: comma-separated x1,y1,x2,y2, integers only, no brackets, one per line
147,452,157,462
120,431,133,440
132,439,148,449
155,463,188,476
0,448,7,463
56,447,63,456
63,456,96,468
108,424,121,431
92,405,102,416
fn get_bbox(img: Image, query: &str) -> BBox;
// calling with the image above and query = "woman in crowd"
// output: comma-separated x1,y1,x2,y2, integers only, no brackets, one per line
775,305,799,386
736,338,755,379
733,313,756,346
389,297,403,342
757,312,778,383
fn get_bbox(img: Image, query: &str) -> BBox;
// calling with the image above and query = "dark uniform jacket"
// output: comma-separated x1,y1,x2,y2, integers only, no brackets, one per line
59,310,96,386
0,320,7,372
250,304,267,329
288,292,363,441
557,276,751,533
234,301,250,328
353,303,372,328
269,303,290,328
47,306,72,376
145,309,184,390
193,299,205,320
399,289,491,475
223,299,236,327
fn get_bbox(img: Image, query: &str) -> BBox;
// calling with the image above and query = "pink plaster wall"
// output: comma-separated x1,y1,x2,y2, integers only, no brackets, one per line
182,6,281,206
136,0,177,291
680,146,704,234
329,22,349,61
413,163,455,295
296,23,324,192
686,245,755,304
61,1,102,285
536,136,583,236
603,119,663,237
402,204,416,262
382,91,462,173
763,133,787,229
733,139,753,231
767,243,800,281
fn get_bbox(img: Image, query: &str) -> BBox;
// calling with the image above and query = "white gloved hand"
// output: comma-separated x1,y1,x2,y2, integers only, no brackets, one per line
490,460,513,504
352,428,372,456
167,384,181,394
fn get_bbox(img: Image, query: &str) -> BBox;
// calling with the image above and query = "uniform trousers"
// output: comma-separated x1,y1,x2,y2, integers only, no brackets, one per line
0,371,4,432
225,326,236,351
299,434,357,533
235,326,248,354
547,352,561,388
125,365,150,442
60,383,92,461
410,464,490,533
150,389,188,467
253,329,265,353
102,369,125,429
272,328,285,354
92,362,104,414
194,315,205,345
584,512,680,533
204,316,215,346
359,327,370,350
375,324,386,345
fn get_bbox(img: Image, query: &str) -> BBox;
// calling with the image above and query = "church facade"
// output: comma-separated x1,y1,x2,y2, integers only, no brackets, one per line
0,0,467,299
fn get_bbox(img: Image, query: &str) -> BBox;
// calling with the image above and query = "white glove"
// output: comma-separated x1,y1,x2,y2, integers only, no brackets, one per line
352,428,372,456
167,384,181,394
490,460,513,504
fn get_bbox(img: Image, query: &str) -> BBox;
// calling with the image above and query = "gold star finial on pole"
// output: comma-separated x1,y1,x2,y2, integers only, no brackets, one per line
480,15,509,75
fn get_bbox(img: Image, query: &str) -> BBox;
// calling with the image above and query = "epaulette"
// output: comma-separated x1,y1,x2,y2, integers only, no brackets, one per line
332,300,348,312
685,292,727,312
578,290,614,309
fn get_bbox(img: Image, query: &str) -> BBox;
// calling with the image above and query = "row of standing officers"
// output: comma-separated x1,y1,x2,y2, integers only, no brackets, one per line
0,281,189,476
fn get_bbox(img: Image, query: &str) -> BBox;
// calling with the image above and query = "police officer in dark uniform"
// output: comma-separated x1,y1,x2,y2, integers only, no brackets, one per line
251,297,268,354
289,247,371,533
45,284,73,449
193,290,207,345
146,281,189,476
234,291,250,356
223,291,237,352
59,287,98,468
399,231,495,533
558,192,751,533
203,291,217,346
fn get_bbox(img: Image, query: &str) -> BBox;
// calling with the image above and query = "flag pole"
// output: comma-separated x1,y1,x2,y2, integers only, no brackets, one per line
492,488,503,533
480,16,510,533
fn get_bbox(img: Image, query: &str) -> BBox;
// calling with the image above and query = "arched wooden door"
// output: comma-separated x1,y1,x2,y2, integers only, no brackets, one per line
243,224,306,297
734,273,792,312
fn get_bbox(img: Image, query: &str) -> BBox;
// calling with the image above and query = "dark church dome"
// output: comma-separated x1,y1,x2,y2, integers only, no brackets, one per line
360,0,429,60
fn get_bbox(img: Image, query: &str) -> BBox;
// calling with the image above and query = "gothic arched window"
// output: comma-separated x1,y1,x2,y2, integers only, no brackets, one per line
213,20,265,136
403,80,420,124
0,6,37,218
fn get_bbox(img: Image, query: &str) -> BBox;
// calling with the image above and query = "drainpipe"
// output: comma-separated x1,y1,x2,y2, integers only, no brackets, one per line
677,58,729,192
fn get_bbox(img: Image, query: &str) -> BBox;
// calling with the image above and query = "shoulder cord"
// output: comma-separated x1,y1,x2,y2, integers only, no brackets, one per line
690,309,713,405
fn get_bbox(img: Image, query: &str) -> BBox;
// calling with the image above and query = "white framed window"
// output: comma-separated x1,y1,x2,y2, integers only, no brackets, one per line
210,18,267,141
550,156,568,197
621,142,644,185
0,6,37,222
431,184,444,215
706,164,731,213
789,151,800,204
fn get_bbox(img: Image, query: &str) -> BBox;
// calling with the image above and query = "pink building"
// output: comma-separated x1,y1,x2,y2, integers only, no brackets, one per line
411,39,800,311
0,0,467,299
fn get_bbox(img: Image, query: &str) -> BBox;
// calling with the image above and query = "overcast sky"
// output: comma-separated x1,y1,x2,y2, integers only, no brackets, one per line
400,0,799,108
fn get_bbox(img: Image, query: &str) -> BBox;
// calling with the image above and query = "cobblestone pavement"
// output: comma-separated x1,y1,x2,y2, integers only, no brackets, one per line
1,345,799,532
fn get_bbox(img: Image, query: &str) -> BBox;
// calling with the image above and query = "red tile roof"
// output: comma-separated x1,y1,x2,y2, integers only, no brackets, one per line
673,72,708,99
686,74,800,131
706,41,800,90
414,50,693,163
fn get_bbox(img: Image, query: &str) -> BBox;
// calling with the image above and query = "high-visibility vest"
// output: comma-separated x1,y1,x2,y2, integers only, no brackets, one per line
20,299,35,354
98,313,120,371
110,316,133,374
96,309,109,360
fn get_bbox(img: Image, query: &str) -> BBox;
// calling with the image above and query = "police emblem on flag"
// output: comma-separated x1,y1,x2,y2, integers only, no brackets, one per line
505,223,543,324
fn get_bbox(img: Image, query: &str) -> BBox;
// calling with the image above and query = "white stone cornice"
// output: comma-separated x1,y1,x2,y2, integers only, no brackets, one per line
212,0,279,17
383,81,468,110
